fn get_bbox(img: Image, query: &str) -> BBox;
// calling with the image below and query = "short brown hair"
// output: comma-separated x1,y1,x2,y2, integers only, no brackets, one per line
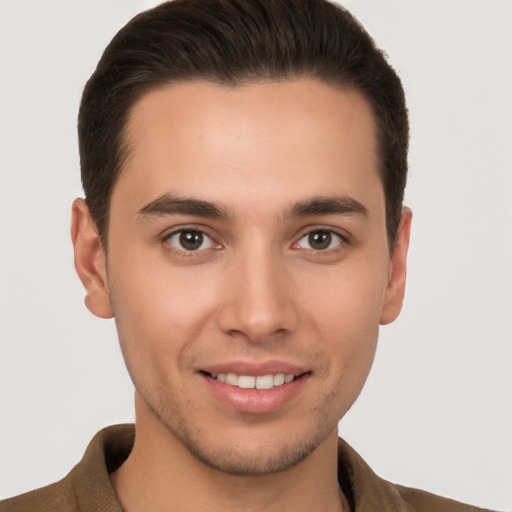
78,0,408,244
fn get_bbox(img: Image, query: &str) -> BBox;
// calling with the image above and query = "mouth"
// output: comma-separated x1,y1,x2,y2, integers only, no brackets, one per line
202,371,304,390
200,367,311,414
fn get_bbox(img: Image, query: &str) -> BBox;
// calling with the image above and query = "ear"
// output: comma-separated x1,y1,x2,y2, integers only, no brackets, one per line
71,198,113,319
380,207,412,325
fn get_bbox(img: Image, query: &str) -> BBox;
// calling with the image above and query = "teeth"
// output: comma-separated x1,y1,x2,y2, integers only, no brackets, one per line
284,374,294,383
211,372,296,389
273,373,285,386
256,375,273,389
225,373,238,385
238,376,256,389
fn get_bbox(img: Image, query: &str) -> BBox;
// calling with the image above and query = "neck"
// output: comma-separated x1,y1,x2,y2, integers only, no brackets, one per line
110,398,349,512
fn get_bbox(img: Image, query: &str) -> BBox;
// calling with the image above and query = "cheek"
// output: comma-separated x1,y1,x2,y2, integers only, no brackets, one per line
302,258,388,330
299,261,387,377
107,254,231,389
110,255,217,332
107,265,213,396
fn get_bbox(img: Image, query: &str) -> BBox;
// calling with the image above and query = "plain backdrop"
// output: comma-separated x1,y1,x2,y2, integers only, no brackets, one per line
1,1,511,509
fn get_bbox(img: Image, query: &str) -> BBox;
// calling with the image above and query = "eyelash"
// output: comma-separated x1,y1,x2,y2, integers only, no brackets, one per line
161,227,348,255
293,230,346,252
163,228,221,255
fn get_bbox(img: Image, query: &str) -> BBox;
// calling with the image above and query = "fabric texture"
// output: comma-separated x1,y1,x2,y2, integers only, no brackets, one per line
0,424,496,512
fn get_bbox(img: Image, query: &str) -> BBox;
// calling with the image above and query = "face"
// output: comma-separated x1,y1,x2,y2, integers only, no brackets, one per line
73,79,410,476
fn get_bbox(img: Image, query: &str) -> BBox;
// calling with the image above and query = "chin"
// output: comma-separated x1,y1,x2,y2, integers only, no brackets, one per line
163,408,338,477
141,392,333,476
177,431,328,476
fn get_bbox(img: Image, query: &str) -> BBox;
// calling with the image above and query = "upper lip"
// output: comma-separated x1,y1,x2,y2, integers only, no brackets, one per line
199,360,309,376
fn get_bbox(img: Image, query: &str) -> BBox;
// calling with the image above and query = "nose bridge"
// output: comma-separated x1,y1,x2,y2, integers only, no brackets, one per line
218,239,297,341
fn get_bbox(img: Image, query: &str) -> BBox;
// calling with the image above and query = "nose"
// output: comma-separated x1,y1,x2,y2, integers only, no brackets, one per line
217,247,298,343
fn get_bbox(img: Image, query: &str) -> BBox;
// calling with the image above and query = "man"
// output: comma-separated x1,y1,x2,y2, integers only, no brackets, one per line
0,1,504,510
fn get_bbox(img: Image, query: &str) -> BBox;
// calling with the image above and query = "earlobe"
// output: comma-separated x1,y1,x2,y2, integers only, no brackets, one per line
71,198,113,319
380,207,412,325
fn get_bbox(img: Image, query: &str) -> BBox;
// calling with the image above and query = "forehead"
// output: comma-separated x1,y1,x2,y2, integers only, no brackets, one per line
116,79,381,215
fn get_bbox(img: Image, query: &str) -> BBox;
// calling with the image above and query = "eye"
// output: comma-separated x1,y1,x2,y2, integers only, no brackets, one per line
296,230,344,251
166,230,216,252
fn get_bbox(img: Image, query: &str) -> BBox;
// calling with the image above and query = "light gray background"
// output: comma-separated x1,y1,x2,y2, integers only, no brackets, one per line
1,1,511,509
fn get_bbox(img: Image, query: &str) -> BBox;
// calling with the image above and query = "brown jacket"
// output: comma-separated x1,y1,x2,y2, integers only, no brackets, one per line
0,424,496,512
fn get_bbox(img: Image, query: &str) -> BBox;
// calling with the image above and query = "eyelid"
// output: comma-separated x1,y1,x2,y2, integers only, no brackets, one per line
159,224,350,254
161,225,222,253
292,226,350,251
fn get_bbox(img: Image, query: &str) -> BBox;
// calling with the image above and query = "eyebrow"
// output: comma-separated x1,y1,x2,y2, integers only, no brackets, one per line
137,193,368,223
137,194,231,221
286,196,368,219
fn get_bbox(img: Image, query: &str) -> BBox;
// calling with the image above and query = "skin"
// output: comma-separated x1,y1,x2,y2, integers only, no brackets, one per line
71,79,411,512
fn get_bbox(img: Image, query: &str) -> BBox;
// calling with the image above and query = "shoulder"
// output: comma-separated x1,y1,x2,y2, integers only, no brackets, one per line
0,424,133,512
394,483,497,512
337,438,498,512
0,478,78,512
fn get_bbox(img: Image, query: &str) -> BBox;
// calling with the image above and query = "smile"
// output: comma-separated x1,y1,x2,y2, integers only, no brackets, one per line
201,368,310,413
208,372,297,389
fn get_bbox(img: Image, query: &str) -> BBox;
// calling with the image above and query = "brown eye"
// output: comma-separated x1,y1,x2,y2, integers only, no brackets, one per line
296,230,343,251
308,231,332,250
180,231,203,250
167,230,214,251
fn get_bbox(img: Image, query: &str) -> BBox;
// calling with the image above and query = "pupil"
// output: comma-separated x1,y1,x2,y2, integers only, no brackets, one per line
309,231,331,250
180,231,203,250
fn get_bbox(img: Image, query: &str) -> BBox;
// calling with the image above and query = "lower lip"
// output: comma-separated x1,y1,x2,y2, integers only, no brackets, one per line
202,373,310,414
